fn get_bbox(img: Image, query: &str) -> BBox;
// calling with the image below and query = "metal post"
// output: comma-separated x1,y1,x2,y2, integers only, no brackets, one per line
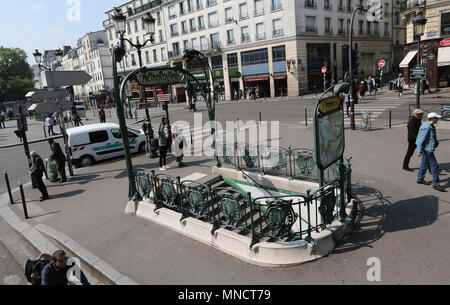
190,123,193,145
416,37,421,110
4,170,14,205
389,109,392,129
305,106,308,127
19,182,29,219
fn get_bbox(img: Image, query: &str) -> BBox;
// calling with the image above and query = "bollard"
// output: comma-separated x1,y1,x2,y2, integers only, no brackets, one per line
190,123,193,145
4,170,14,205
43,126,47,138
305,106,308,127
259,112,262,122
19,182,29,219
389,109,392,129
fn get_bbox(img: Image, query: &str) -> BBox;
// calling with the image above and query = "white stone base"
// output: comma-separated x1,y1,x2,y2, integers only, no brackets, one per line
132,199,355,268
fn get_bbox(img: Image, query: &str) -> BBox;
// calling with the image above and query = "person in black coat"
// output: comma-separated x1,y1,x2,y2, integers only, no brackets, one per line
49,139,67,183
29,152,50,201
99,107,106,123
403,109,424,171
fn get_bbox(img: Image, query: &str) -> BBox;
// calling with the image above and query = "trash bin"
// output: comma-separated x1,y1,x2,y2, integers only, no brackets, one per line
361,111,371,130
45,158,59,182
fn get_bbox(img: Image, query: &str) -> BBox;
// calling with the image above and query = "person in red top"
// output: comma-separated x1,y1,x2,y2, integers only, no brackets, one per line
357,81,366,102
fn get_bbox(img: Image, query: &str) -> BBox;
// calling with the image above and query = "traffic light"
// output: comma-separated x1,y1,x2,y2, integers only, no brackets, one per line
351,49,360,76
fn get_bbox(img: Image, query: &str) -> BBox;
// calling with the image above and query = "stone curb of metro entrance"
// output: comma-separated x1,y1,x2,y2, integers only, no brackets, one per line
0,182,137,285
128,199,355,267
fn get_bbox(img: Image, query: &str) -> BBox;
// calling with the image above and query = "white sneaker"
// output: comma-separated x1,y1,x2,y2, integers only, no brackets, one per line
159,167,166,171
164,166,170,170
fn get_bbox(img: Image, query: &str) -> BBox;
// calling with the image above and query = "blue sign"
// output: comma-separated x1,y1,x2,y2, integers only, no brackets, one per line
427,30,437,38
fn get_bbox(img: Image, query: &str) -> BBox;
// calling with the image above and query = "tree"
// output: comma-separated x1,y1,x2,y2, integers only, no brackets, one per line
0,47,35,102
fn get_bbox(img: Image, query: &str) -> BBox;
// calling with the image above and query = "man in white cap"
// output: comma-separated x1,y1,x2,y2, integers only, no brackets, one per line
403,109,424,171
416,113,446,192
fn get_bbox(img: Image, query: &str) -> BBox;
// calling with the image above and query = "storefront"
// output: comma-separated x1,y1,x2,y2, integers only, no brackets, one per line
307,43,331,91
228,66,241,100
438,47,450,87
243,75,270,98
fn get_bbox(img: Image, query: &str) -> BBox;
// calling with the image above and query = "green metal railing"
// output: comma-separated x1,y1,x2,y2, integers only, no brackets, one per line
133,153,353,248
218,143,352,183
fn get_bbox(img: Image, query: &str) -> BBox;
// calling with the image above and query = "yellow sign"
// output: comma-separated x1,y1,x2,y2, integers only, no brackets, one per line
140,69,184,86
318,96,341,115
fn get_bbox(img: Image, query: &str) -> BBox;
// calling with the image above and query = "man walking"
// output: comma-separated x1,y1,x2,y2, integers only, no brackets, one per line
49,139,67,183
99,107,106,123
397,74,405,97
416,113,447,192
403,109,424,171
158,120,169,171
29,151,50,201
45,114,54,136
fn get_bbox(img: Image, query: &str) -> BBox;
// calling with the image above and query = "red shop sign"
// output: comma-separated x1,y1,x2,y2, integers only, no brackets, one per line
440,38,450,47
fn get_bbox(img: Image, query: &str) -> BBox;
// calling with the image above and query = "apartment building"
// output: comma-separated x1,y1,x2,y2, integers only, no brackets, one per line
104,0,394,99
60,31,114,103
400,0,450,88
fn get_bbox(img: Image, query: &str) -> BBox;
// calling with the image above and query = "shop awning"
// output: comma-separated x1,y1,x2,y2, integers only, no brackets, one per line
399,51,418,68
244,77,269,82
438,47,450,67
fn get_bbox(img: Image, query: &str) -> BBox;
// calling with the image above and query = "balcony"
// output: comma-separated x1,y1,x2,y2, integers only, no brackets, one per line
324,4,332,10
305,27,318,34
239,13,249,20
168,50,182,59
227,39,236,46
384,31,391,37
347,6,354,13
241,34,251,42
273,29,284,36
337,29,346,35
305,1,317,9
256,33,266,40
400,0,426,13
325,27,334,35
254,8,265,16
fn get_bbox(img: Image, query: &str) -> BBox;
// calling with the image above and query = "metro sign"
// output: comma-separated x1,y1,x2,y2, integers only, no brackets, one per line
440,38,450,47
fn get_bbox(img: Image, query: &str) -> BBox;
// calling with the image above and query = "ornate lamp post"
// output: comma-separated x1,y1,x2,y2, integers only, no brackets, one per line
413,11,427,110
112,8,156,121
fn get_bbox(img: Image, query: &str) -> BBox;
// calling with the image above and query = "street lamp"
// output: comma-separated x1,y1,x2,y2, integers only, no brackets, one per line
413,11,427,109
112,8,155,120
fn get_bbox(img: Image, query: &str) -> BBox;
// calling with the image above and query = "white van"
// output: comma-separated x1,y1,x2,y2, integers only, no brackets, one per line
67,123,146,168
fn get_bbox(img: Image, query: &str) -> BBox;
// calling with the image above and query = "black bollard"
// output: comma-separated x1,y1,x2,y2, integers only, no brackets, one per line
19,182,29,219
259,112,262,123
389,109,392,129
4,170,14,205
305,106,308,127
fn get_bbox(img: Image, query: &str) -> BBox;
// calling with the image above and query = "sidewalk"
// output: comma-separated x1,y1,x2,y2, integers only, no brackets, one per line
1,123,449,284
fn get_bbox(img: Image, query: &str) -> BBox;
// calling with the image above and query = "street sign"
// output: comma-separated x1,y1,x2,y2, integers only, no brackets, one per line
410,65,427,80
28,101,72,115
440,38,450,47
157,94,170,102
321,67,327,74
40,71,92,88
428,53,436,60
140,68,184,86
377,60,386,68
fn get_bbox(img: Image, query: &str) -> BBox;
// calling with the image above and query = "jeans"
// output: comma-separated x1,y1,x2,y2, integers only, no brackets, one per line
418,151,440,186
159,145,167,167
48,125,54,136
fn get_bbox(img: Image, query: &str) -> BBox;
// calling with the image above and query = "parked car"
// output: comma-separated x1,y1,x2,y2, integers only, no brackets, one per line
67,123,146,168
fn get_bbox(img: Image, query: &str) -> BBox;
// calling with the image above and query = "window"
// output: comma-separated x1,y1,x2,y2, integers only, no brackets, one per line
197,0,203,10
89,130,109,144
273,19,283,36
254,0,264,16
211,55,223,69
145,51,150,64
359,20,364,34
442,12,450,36
200,36,208,50
198,16,205,29
161,48,166,61
153,49,158,62
241,48,268,66
272,46,286,62
211,33,220,48
239,3,248,19
256,23,265,39
191,38,198,49
134,20,138,32
325,18,332,33
159,30,164,42
271,0,282,11
227,29,235,44
339,19,344,33
225,7,233,22
180,2,186,15
188,0,195,12
227,53,238,67
190,19,196,31
241,26,250,41
207,0,217,6
168,5,176,18
171,24,179,36
306,16,316,33
208,12,218,27
111,129,137,139
182,21,188,33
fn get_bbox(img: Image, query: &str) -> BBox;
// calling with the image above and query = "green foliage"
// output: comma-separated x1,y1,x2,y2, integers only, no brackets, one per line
0,47,35,101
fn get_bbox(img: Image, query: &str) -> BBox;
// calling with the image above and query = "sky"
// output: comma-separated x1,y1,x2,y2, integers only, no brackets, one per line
0,0,125,64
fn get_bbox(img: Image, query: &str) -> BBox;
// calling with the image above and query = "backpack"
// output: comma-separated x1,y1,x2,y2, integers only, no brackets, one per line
24,254,51,285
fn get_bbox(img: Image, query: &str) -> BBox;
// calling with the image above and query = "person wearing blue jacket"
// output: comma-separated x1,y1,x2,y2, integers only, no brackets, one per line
416,113,446,192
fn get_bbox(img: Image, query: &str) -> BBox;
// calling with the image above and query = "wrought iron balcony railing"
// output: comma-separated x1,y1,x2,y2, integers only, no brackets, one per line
305,1,317,9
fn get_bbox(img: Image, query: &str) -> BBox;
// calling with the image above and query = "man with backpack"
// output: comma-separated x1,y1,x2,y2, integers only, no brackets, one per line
26,250,90,285
49,139,67,183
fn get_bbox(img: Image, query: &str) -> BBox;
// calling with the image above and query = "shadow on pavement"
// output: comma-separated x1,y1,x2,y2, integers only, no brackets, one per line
49,189,86,199
334,184,439,254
